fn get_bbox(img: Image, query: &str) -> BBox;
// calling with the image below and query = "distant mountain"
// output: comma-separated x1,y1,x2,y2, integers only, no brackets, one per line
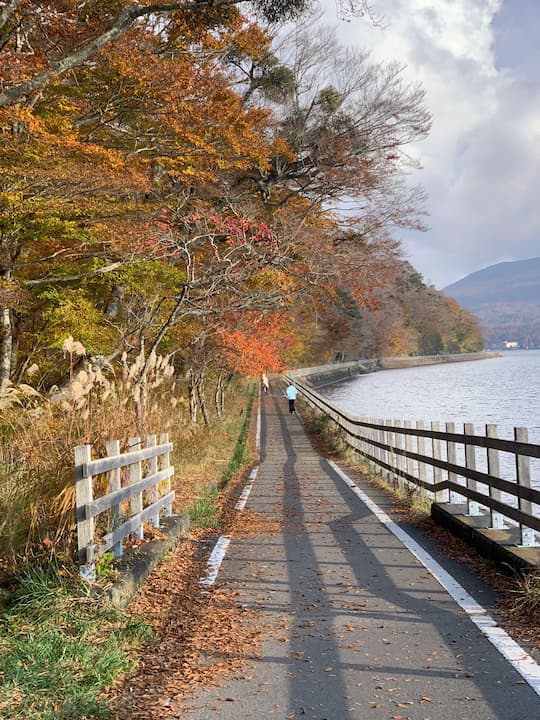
442,258,540,349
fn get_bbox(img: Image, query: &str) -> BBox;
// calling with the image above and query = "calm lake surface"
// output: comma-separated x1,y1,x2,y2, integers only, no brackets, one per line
323,350,540,491
323,350,540,444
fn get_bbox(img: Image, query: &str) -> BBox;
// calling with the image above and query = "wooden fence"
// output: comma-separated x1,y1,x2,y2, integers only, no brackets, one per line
291,378,540,548
74,433,174,580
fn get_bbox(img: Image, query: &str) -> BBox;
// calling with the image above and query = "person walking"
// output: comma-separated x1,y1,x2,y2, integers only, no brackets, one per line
261,373,269,393
286,383,298,413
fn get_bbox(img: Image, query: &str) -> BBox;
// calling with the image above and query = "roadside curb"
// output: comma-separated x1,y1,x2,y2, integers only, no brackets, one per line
102,513,190,608
432,502,540,573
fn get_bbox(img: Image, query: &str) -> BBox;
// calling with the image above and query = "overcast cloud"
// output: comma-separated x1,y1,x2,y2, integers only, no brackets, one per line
318,0,540,288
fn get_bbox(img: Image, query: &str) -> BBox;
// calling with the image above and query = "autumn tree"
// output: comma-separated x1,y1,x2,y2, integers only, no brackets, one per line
235,26,431,225
0,1,378,109
0,5,279,385
0,0,440,409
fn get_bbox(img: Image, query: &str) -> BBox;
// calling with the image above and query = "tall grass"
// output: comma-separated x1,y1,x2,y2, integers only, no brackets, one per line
0,339,250,574
0,369,256,717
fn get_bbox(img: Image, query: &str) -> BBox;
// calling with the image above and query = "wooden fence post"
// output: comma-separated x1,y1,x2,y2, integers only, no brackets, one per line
405,421,415,490
381,421,389,480
486,424,504,530
160,432,173,516
128,437,144,540
464,423,480,515
431,421,444,502
146,434,160,528
105,439,123,558
394,420,403,490
416,421,428,496
74,444,96,580
376,419,384,474
515,427,536,546
387,421,396,489
446,421,461,503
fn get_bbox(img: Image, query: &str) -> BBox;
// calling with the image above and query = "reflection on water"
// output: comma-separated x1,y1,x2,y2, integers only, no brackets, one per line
323,350,540,490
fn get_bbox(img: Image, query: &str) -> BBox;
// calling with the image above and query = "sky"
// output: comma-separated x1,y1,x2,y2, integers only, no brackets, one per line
317,0,540,288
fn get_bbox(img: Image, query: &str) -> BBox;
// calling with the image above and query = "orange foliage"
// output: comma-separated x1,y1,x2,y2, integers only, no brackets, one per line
218,314,292,375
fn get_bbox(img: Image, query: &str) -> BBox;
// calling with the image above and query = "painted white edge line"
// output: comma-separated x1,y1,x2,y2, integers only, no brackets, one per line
199,392,262,588
328,458,540,695
199,535,231,587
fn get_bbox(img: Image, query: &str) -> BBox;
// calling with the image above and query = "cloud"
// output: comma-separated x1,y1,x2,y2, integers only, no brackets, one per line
318,0,540,287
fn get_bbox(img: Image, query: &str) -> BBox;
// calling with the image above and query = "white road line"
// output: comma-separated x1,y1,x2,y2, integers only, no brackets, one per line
235,467,258,511
199,394,262,588
328,458,540,695
199,535,231,587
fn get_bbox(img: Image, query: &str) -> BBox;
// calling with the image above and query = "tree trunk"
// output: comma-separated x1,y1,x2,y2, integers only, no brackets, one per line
196,368,210,427
214,372,223,418
134,373,148,437
0,306,12,387
187,368,198,424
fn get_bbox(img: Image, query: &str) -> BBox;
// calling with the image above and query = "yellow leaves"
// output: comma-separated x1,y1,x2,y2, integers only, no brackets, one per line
222,21,272,62
271,137,297,163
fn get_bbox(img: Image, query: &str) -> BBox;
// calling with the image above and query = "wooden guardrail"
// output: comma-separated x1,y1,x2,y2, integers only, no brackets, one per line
290,378,540,548
74,433,174,580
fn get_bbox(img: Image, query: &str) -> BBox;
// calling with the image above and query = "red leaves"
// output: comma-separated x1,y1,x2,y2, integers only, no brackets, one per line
184,211,278,249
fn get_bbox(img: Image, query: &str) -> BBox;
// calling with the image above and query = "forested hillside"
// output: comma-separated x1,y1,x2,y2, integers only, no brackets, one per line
0,1,481,565
443,258,540,348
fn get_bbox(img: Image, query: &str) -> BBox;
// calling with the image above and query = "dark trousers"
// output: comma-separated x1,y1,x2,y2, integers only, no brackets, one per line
288,399,295,413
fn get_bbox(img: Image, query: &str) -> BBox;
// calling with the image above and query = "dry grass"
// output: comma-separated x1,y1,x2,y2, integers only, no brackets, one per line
0,339,251,575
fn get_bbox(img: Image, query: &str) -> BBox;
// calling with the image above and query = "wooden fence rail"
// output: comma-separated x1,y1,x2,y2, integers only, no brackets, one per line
291,377,540,548
74,433,174,580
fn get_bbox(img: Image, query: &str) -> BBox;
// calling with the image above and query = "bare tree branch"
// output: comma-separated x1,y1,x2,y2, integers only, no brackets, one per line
0,1,237,108
21,260,126,286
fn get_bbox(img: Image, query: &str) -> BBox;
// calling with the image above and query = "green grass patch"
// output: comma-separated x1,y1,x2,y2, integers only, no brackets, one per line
188,485,220,528
0,565,150,720
219,385,254,486
188,385,255,529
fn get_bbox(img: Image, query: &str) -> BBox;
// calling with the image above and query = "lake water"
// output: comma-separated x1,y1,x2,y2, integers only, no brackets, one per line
323,350,540,491
323,350,540,444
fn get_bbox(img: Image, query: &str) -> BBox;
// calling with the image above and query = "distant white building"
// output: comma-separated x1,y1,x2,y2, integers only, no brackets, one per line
504,340,519,349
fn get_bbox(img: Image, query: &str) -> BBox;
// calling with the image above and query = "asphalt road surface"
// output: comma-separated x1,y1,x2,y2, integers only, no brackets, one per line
182,390,540,720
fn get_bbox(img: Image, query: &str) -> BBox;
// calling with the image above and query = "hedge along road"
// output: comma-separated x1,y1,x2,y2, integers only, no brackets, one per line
187,386,540,720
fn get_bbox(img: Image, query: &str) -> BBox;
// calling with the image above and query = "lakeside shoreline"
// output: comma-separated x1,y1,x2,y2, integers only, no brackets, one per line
288,351,501,389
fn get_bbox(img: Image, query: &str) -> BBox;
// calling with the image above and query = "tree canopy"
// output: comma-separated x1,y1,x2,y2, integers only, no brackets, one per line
0,0,481,427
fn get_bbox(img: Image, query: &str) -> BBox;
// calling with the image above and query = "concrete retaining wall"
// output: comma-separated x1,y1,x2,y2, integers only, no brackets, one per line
99,513,190,607
289,352,499,389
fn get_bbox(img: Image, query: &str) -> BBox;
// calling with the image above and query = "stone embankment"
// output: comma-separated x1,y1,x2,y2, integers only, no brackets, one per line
289,351,499,387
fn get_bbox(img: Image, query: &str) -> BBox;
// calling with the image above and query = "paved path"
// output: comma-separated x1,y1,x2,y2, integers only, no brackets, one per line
183,389,540,720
